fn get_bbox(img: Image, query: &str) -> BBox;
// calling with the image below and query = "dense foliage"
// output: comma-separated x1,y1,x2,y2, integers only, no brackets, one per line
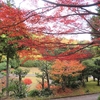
0,0,100,99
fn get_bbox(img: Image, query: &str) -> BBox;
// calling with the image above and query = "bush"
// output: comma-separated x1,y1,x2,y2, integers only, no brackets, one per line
97,95,100,100
0,62,9,71
70,82,80,89
8,80,27,98
29,88,53,97
40,88,53,97
21,60,40,67
28,90,40,97
10,59,20,69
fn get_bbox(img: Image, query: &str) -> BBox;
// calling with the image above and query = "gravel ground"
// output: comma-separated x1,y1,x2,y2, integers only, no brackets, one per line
52,93,100,100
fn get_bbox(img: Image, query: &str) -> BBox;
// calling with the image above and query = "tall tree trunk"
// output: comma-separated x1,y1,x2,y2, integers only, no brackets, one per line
68,76,71,87
45,67,50,90
97,78,100,86
6,52,9,97
19,72,22,83
81,75,85,87
93,76,95,81
19,72,22,95
86,76,88,82
42,73,45,89
61,75,65,91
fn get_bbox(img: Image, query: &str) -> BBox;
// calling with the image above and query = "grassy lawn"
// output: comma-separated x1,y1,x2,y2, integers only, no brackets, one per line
84,80,100,93
20,67,41,90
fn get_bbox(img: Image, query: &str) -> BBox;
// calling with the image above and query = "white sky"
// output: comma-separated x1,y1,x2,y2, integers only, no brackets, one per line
14,0,44,9
14,0,94,41
63,34,91,41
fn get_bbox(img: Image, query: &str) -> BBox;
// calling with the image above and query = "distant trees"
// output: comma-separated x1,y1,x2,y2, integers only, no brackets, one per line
82,58,100,86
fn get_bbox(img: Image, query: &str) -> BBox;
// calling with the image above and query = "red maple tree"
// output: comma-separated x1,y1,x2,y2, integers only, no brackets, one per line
51,59,85,76
0,0,99,96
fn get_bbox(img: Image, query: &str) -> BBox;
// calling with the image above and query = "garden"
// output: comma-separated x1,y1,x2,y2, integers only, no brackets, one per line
1,59,100,100
0,0,100,100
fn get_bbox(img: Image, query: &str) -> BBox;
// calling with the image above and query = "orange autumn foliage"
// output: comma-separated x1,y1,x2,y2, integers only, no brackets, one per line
51,59,85,77
36,82,48,90
23,78,32,85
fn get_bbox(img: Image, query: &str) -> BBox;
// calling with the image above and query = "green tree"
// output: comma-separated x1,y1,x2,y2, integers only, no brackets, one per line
82,59,95,79
0,34,18,96
35,60,52,90
8,68,29,98
83,58,100,86
93,58,100,86
82,59,95,86
0,2,29,96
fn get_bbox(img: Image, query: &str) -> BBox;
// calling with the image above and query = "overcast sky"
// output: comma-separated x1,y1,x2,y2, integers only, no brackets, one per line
13,0,93,41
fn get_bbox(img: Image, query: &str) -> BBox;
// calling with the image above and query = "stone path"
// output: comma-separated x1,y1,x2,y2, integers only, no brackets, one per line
52,93,100,100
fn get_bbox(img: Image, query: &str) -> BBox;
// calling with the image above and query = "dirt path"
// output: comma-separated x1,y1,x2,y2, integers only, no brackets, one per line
52,93,100,100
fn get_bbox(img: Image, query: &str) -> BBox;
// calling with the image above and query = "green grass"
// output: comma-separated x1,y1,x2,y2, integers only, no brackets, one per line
84,80,100,93
50,81,100,99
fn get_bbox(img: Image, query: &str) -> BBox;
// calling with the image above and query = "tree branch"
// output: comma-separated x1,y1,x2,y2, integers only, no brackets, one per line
42,0,100,8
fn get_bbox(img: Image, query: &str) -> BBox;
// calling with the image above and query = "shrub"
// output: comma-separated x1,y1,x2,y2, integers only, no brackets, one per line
28,90,40,97
70,82,80,89
29,88,53,97
10,59,20,69
40,88,53,97
0,62,9,71
8,80,27,98
21,60,40,67
97,95,100,100
7,68,29,98
23,78,32,85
